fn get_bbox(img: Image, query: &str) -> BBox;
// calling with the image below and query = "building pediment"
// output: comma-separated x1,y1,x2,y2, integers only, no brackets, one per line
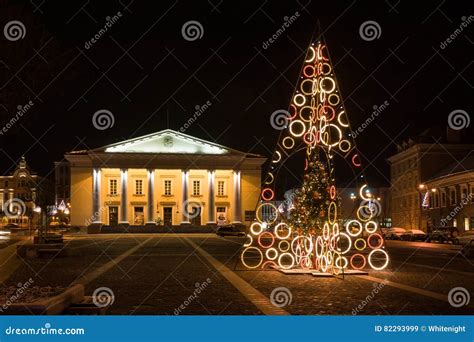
98,129,231,155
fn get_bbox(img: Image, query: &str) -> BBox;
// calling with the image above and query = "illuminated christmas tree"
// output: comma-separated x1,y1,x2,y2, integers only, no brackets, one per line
240,38,390,274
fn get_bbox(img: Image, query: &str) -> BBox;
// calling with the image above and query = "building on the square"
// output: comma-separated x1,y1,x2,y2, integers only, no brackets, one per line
0,157,42,227
422,155,474,232
388,127,474,231
59,129,266,230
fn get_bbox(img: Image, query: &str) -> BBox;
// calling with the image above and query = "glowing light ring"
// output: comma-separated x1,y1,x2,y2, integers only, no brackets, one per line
329,235,337,251
278,252,295,269
264,172,274,185
367,233,384,249
350,253,367,270
368,249,389,270
346,219,363,237
289,104,298,119
323,223,330,240
328,202,337,224
303,65,315,78
321,62,332,75
261,260,277,269
359,185,371,201
335,255,348,269
320,77,336,93
337,111,349,127
282,137,295,150
299,106,315,122
303,130,316,146
319,105,335,121
320,124,343,147
243,234,253,247
293,94,306,107
305,46,316,62
258,232,275,249
329,185,336,199
336,232,352,254
315,236,324,257
265,248,278,261
241,247,263,269
365,221,378,234
317,45,329,61
332,223,340,235
272,151,282,163
291,236,314,256
354,238,367,251
278,240,290,252
289,120,306,137
261,188,275,201
250,222,263,235
274,222,292,240
320,255,328,272
338,140,351,153
256,203,278,224
301,79,316,95
328,93,340,106
357,205,373,222
352,154,361,167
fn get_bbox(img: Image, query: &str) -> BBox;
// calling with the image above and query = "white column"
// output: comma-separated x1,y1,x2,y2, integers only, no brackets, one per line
147,169,155,224
181,169,190,224
119,168,129,224
232,170,242,223
207,170,216,224
92,168,102,224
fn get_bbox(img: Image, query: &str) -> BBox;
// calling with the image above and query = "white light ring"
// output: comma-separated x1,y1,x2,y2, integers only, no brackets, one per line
336,232,352,254
315,236,324,257
328,202,337,224
278,240,290,252
345,219,363,237
365,220,378,234
256,203,278,224
250,222,263,235
323,222,330,241
305,46,316,62
328,93,340,106
337,110,348,127
319,124,343,147
299,106,315,122
272,151,282,163
332,222,340,236
335,255,348,269
320,255,328,272
319,77,336,93
265,248,278,261
338,140,351,153
357,205,373,222
289,120,306,137
274,222,292,240
300,79,317,95
264,172,274,185
241,247,263,269
293,94,306,107
291,236,314,256
282,136,295,150
321,62,332,75
368,249,390,271
359,184,371,201
278,252,295,270
243,234,253,247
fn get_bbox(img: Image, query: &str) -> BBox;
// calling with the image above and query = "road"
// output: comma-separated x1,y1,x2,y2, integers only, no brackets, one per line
1,233,473,315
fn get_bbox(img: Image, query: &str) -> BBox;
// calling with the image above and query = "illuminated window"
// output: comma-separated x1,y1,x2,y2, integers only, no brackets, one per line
192,180,201,196
217,180,225,196
164,180,172,196
109,179,118,195
135,179,143,195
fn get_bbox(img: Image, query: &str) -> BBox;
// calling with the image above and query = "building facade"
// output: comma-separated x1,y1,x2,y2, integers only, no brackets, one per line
423,155,474,232
0,157,41,227
388,129,474,231
61,129,266,228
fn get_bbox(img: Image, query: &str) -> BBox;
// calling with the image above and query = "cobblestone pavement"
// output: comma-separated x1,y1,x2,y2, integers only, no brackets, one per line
1,233,473,315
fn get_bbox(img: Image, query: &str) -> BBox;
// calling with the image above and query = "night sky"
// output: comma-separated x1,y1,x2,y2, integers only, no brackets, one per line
0,0,472,191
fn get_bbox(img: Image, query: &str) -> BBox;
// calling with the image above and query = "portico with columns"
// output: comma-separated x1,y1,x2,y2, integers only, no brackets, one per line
65,129,265,230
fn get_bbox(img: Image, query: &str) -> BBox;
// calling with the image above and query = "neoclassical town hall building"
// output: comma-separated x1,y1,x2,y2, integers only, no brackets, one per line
59,129,265,229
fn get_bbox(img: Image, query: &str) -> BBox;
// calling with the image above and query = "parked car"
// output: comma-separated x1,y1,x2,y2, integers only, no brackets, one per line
400,229,427,241
426,226,459,243
453,231,474,246
384,227,406,240
216,225,245,237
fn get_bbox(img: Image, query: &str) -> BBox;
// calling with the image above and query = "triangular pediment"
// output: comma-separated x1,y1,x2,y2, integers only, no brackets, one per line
99,129,231,155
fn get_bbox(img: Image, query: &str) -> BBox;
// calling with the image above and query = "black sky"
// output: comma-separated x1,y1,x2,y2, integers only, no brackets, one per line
0,0,472,189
